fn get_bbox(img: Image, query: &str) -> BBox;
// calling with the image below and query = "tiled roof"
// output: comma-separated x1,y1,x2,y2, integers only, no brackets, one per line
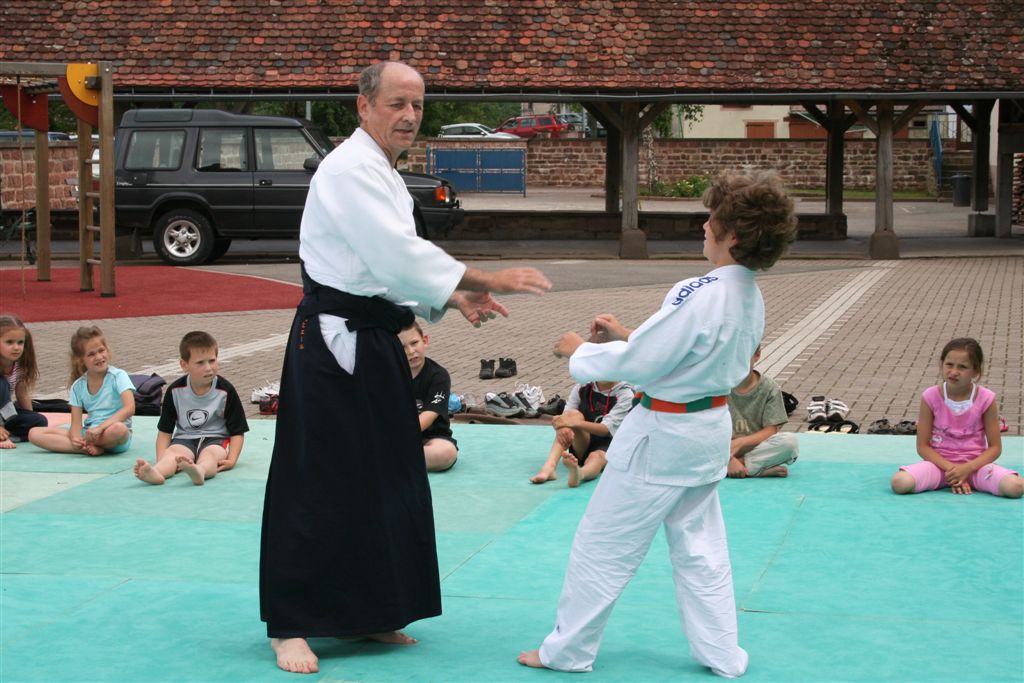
2,1,1021,94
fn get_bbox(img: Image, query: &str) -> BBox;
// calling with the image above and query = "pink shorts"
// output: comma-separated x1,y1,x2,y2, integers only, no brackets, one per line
899,461,1019,495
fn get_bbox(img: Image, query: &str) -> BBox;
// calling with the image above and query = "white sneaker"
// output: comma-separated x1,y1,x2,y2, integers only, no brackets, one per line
251,381,280,404
515,382,545,409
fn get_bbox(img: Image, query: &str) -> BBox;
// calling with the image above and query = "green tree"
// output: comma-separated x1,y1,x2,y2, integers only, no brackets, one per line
652,104,703,138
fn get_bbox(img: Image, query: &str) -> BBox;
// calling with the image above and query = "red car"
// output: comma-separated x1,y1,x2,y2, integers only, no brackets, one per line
495,114,569,139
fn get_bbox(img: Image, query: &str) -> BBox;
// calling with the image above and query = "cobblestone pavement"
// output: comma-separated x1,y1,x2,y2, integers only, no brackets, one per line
14,255,1024,438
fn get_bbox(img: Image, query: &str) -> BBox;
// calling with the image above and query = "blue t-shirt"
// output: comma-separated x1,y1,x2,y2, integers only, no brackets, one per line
69,366,134,429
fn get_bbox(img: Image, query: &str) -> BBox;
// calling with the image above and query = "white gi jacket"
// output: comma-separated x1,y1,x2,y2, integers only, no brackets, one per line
299,128,466,370
569,265,763,486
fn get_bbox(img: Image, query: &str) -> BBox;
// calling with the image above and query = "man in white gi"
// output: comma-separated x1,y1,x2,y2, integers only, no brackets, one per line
260,61,550,675
519,171,797,678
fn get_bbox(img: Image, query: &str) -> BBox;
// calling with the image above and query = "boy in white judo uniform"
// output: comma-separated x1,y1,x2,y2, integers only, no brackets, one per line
519,170,797,678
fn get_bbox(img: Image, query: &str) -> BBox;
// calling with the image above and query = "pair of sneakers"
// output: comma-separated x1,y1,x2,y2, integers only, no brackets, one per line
806,395,849,424
479,358,517,380
485,389,538,418
251,381,279,404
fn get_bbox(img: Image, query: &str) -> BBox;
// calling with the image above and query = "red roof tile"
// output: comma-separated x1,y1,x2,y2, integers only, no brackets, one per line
1,1,1021,94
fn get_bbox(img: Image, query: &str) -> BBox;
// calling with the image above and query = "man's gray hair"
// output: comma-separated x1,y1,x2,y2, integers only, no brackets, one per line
358,61,422,104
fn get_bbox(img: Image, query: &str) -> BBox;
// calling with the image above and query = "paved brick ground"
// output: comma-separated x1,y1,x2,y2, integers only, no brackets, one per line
13,256,1023,440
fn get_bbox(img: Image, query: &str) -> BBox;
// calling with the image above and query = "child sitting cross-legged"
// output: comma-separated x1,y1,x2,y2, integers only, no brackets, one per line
135,331,249,486
727,345,799,478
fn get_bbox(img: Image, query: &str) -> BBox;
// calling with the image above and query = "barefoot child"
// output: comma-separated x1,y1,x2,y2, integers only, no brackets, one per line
520,171,797,678
28,326,134,456
135,331,248,486
529,378,634,488
398,321,458,472
0,315,48,448
891,337,1021,498
727,346,799,479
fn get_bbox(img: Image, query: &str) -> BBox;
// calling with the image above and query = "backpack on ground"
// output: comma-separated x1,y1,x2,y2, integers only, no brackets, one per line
130,373,166,416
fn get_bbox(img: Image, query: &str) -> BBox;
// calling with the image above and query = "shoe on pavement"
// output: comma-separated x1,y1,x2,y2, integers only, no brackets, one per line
537,395,566,416
479,359,496,380
512,391,539,418
251,381,279,404
484,391,524,418
515,382,545,409
494,357,518,378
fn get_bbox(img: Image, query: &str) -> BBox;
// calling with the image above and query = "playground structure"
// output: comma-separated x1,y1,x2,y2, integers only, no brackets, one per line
0,61,116,296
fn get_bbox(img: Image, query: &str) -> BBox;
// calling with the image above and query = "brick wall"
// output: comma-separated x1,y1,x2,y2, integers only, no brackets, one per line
1,143,80,211
1,137,940,212
450,138,935,191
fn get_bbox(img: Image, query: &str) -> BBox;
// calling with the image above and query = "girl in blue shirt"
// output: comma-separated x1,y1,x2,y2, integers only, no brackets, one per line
29,326,135,455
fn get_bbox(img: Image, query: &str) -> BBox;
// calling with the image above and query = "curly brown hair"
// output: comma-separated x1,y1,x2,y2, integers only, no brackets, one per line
702,171,797,271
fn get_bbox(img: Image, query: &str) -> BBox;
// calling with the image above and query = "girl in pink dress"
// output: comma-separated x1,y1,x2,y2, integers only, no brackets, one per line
891,338,1021,498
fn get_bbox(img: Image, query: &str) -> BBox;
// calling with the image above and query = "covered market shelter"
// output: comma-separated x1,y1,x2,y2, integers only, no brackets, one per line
1,1,1022,259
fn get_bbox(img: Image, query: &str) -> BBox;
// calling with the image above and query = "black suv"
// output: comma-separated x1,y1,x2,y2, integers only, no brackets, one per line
115,109,463,265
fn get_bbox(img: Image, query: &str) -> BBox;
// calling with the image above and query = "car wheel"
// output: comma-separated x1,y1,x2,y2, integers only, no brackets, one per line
206,238,232,263
153,209,215,266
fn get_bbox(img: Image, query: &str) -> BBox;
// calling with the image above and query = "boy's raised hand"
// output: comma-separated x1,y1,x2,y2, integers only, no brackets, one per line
590,314,632,342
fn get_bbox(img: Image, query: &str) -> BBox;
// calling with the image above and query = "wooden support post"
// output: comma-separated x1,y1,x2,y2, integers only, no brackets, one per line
605,128,621,213
619,102,647,259
825,101,846,216
77,118,94,291
33,128,51,280
98,61,116,296
869,101,899,259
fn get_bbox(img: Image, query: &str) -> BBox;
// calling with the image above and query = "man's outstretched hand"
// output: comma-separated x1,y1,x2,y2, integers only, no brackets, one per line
452,291,509,327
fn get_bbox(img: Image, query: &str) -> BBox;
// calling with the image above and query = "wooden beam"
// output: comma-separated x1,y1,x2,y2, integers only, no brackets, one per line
893,101,925,133
619,102,647,258
869,100,899,259
99,62,116,296
950,102,976,131
33,131,51,280
825,101,846,216
0,62,68,77
800,101,831,128
590,101,625,133
638,102,670,130
77,118,94,292
970,100,994,214
844,100,879,136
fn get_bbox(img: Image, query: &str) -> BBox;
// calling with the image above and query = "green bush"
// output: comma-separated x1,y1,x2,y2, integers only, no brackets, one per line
670,174,710,198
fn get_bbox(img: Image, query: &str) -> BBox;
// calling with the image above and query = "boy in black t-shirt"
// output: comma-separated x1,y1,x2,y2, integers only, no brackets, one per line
134,331,249,486
398,321,457,472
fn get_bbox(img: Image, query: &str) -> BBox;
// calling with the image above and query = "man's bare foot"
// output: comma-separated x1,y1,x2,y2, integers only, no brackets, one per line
757,465,789,478
517,649,548,668
0,438,15,449
529,468,556,484
176,455,205,486
363,630,417,644
561,451,581,488
134,458,166,485
271,637,319,674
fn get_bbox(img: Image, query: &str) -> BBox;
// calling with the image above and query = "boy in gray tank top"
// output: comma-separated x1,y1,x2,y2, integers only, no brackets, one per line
134,331,249,486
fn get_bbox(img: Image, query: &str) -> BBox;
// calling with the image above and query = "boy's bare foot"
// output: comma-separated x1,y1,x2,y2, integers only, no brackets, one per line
134,458,166,485
271,637,319,674
176,455,205,486
0,438,15,449
518,649,548,668
364,630,417,644
561,451,581,488
529,468,557,484
757,465,789,478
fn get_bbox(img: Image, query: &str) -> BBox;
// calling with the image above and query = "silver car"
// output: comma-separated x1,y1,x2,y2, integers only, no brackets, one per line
437,123,520,140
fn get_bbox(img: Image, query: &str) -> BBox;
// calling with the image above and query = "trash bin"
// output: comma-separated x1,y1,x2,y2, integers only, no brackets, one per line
950,174,971,207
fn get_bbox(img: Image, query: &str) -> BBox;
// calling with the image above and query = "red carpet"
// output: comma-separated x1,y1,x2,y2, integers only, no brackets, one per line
1,266,301,322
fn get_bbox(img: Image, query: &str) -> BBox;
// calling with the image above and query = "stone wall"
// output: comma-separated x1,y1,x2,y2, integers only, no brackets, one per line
2,137,938,212
407,137,937,192
0,143,80,211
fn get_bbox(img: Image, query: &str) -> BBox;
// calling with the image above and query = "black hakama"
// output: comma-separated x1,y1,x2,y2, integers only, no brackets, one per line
259,276,442,638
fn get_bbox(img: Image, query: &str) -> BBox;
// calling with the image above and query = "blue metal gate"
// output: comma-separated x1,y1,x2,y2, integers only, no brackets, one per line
427,147,526,195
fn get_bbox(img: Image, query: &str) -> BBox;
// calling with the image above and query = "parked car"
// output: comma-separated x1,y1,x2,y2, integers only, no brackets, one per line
437,123,520,140
113,109,464,265
494,114,568,139
0,130,72,143
556,113,595,137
